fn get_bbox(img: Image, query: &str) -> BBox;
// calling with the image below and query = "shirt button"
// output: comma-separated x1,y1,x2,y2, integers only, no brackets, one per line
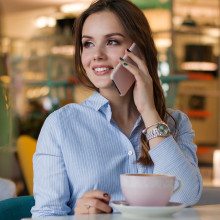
128,151,133,156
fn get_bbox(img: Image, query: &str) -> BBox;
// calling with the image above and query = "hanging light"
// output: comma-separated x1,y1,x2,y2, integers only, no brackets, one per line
181,62,218,72
60,2,91,14
35,16,56,28
182,44,218,72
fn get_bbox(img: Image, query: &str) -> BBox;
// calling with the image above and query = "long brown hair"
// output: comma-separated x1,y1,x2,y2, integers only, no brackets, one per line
74,0,176,166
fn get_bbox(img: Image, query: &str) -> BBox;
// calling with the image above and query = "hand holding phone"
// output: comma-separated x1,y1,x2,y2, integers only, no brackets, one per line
110,43,142,96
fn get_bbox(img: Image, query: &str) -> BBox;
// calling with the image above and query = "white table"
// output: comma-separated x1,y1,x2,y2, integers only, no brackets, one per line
23,204,220,220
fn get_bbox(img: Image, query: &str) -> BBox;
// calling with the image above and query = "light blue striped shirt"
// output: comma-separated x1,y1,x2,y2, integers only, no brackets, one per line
31,91,202,218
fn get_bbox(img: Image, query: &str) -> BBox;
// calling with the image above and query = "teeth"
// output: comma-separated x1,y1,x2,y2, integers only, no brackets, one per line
94,67,109,72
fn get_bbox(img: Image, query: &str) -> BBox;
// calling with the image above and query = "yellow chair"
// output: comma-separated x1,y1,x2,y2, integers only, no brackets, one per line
17,135,37,195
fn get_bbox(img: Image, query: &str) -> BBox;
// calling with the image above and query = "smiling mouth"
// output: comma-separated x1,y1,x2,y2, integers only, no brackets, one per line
94,67,111,72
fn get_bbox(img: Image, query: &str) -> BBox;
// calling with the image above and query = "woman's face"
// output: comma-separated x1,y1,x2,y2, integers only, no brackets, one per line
81,11,133,94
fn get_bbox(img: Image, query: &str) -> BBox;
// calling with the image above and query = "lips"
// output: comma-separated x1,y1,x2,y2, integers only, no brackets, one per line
94,67,110,72
92,65,113,75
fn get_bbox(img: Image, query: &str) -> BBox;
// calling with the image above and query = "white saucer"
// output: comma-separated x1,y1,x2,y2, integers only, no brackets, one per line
110,201,185,218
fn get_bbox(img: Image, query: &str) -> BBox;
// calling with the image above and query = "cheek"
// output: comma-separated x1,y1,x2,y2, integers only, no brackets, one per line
109,52,124,66
81,52,90,68
113,48,126,60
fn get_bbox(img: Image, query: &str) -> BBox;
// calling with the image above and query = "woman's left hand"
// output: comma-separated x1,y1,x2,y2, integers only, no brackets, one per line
74,190,112,215
119,50,155,115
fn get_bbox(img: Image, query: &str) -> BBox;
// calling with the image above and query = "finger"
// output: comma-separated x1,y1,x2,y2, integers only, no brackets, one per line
119,57,153,87
74,204,90,215
87,201,112,214
75,198,88,215
87,207,103,214
87,198,112,213
77,196,112,213
119,59,143,82
125,49,149,75
82,190,110,203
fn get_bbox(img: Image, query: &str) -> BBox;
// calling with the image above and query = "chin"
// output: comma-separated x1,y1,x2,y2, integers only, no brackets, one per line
93,81,113,89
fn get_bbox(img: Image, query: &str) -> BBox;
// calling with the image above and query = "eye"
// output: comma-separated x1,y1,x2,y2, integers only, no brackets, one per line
107,39,119,46
83,41,94,48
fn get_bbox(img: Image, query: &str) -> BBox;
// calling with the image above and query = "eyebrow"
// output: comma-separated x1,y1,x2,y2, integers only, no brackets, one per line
82,33,126,39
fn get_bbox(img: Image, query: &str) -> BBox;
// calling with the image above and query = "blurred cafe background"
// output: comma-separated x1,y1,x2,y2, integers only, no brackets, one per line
0,0,220,198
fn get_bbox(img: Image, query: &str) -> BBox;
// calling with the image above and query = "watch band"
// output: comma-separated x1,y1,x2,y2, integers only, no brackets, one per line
146,127,165,140
145,122,170,141
142,121,163,135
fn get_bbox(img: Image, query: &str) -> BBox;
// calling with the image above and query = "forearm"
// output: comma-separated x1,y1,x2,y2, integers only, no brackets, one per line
149,136,202,206
141,109,168,149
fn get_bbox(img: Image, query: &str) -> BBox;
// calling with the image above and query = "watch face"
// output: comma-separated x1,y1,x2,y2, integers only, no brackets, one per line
158,123,169,135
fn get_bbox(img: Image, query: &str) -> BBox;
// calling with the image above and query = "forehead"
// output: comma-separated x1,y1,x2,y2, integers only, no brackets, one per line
82,11,127,36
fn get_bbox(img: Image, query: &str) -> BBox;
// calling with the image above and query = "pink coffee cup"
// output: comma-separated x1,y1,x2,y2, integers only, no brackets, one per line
120,174,182,207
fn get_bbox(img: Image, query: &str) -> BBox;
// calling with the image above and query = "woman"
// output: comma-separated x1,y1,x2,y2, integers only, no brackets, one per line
31,0,202,217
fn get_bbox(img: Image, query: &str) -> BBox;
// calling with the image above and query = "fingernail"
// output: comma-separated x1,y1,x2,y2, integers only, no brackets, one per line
103,193,109,197
119,57,124,61
127,48,131,52
123,62,128,66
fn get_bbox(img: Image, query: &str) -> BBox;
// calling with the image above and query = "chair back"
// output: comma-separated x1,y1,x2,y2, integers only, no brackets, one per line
195,186,220,205
17,135,37,195
0,196,35,220
0,178,16,201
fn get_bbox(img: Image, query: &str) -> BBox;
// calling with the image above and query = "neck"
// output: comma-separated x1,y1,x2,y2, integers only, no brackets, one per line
100,89,140,137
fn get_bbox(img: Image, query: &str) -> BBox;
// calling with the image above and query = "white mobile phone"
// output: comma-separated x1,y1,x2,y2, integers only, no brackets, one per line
110,42,142,96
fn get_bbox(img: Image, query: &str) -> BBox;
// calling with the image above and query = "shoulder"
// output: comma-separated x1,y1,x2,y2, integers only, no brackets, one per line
166,108,193,132
37,102,94,144
167,108,189,121
48,99,96,120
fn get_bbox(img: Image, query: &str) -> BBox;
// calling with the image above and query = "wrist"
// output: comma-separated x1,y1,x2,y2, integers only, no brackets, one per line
142,121,171,142
141,110,161,128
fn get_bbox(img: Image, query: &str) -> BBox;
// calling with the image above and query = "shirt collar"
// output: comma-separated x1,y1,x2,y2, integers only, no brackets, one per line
83,92,112,121
83,92,144,127
85,91,109,111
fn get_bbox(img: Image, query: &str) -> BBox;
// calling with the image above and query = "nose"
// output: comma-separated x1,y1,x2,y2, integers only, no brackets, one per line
93,46,106,60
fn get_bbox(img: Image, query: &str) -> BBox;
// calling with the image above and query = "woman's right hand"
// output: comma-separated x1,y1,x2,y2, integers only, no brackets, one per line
74,190,113,215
